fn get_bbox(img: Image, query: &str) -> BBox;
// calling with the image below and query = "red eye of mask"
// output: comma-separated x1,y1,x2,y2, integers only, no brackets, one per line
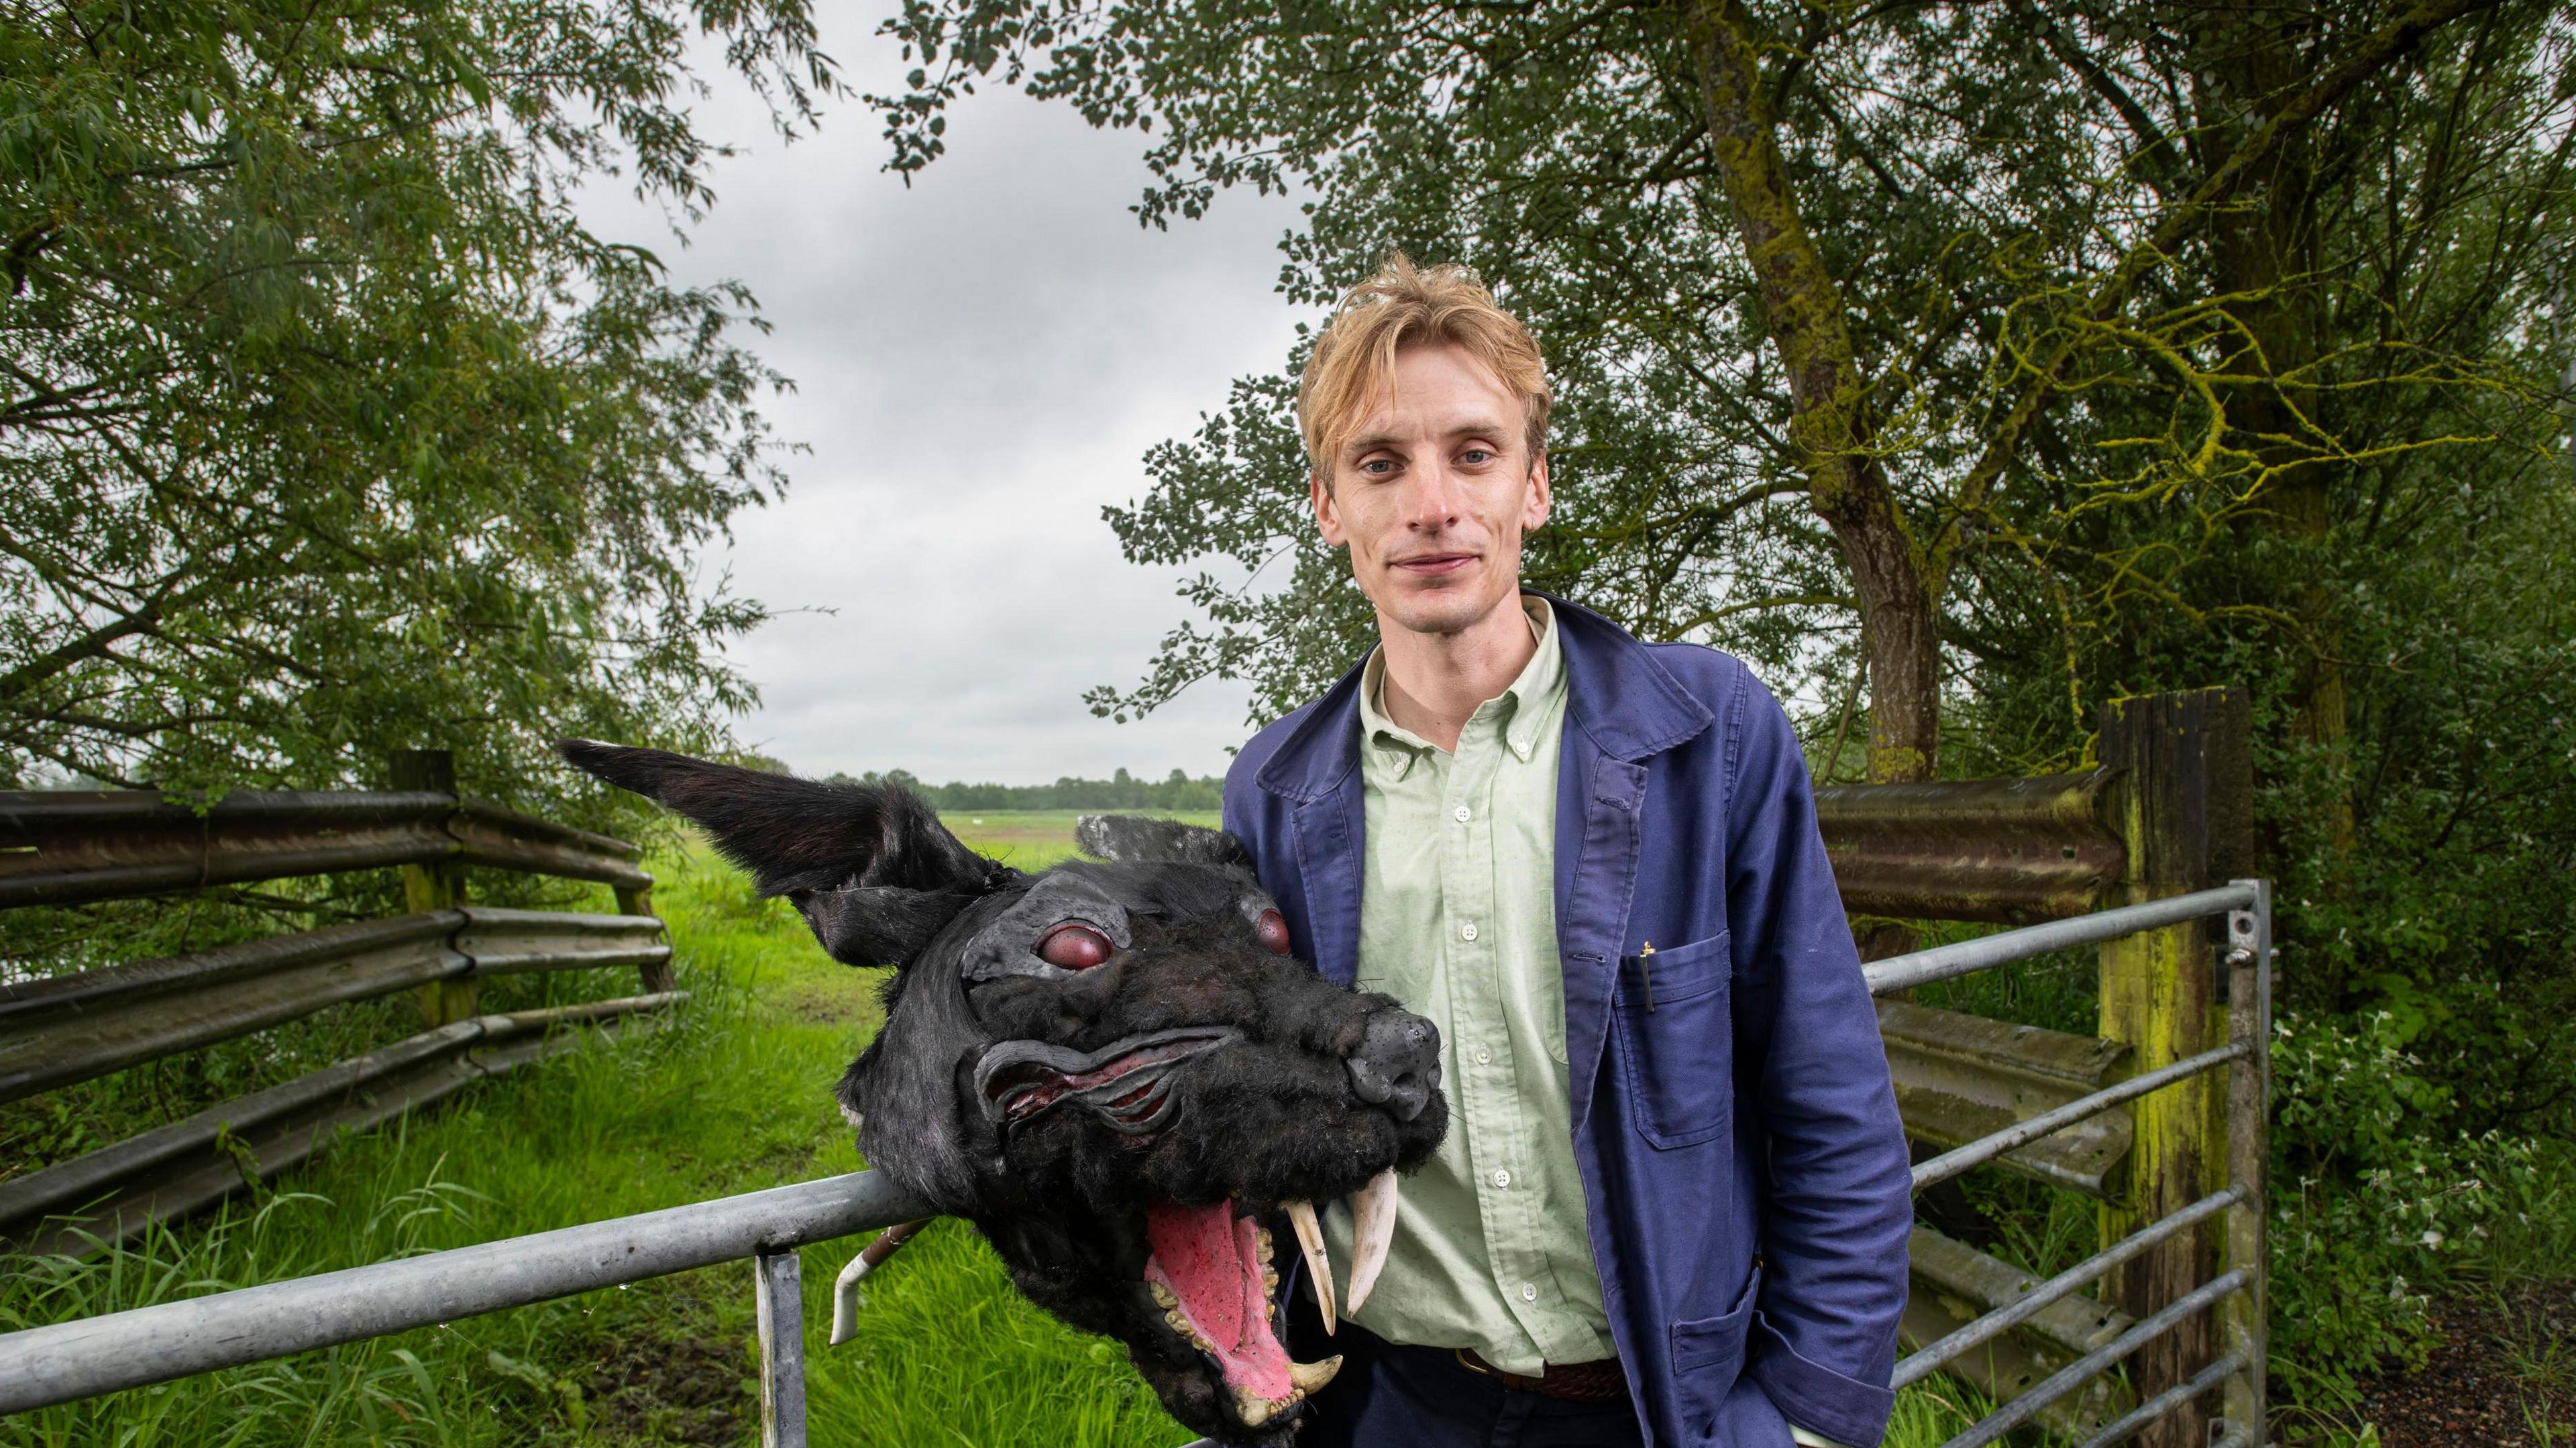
1037,922,1114,970
1255,909,1292,956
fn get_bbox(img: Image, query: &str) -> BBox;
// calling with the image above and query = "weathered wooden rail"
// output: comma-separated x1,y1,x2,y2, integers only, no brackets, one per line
0,749,678,1255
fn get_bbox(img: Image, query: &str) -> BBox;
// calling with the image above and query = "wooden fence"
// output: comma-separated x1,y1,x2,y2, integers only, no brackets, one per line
0,749,679,1258
1821,686,2259,1448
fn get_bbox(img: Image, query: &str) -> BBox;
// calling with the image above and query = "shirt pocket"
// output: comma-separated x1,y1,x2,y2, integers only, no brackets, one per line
1610,929,1733,1150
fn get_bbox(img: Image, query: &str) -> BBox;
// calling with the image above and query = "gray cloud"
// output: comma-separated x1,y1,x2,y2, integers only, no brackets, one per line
583,20,1314,784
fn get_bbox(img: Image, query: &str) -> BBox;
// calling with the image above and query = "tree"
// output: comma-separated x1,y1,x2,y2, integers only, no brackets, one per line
0,0,835,828
865,0,2553,790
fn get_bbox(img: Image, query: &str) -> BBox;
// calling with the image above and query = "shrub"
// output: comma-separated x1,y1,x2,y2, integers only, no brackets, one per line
2268,1009,2540,1401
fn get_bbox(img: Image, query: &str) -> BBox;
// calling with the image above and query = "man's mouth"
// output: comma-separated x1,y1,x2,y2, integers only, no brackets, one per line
1139,1171,1399,1432
1388,550,1476,578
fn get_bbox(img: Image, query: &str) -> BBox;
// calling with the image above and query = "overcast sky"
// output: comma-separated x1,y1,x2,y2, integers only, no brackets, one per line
580,18,1309,785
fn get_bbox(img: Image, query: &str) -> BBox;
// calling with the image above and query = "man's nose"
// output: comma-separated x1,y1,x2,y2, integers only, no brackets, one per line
1346,1009,1443,1121
1403,460,1462,531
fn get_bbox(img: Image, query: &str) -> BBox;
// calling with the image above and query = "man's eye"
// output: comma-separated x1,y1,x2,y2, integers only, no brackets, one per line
1036,922,1114,970
1360,459,1396,476
1460,449,1493,464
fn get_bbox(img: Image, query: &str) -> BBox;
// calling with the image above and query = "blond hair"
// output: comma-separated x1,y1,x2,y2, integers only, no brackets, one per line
1297,254,1552,475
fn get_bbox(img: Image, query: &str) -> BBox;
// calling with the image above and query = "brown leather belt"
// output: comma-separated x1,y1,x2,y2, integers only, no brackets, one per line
1454,1347,1630,1404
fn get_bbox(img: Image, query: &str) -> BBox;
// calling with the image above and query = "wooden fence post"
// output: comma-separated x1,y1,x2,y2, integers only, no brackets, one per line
392,749,476,1027
615,879,674,992
2097,688,2253,1448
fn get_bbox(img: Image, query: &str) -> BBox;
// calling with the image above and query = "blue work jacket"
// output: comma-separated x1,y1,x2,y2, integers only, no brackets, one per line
1223,593,1913,1447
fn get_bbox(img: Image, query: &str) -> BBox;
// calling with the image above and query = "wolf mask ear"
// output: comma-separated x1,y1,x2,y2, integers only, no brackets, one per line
559,740,1006,966
1074,814,1253,869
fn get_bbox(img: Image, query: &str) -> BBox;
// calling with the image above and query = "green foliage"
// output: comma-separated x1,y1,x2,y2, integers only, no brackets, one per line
0,0,836,838
2267,1009,2544,1405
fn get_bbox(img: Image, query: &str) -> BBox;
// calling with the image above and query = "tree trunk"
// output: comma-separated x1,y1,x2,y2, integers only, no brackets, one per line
2194,12,2357,874
1684,0,1939,787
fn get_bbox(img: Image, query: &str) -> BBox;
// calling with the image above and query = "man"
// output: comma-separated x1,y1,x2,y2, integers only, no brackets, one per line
1221,256,1913,1447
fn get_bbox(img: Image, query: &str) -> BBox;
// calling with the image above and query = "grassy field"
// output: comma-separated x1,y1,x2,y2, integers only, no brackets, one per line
0,808,1991,1447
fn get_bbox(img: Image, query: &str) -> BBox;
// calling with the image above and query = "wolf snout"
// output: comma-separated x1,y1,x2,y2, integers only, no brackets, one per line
1344,1010,1442,1121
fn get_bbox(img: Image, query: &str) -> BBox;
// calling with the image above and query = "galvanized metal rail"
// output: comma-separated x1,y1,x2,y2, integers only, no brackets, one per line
0,885,2270,1448
0,1169,933,1427
1880,880,2273,1448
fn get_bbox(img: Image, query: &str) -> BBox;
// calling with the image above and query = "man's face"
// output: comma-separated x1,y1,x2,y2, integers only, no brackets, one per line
1313,343,1549,639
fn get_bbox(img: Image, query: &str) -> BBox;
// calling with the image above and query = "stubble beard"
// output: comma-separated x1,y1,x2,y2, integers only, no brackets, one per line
1368,535,1523,643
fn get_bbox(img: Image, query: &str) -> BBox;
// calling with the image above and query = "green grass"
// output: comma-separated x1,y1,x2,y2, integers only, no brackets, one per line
3,809,1982,1446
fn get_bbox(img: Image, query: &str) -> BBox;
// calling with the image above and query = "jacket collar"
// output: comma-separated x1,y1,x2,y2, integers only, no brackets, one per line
1252,590,1713,802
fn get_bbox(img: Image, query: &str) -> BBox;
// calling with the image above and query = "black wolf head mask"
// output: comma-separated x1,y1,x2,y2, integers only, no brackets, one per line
559,741,1447,1444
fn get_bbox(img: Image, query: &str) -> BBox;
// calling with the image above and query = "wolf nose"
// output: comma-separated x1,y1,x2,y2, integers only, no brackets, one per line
1346,1011,1442,1121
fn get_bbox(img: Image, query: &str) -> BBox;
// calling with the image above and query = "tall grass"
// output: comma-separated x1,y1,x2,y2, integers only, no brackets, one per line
3,820,1980,1446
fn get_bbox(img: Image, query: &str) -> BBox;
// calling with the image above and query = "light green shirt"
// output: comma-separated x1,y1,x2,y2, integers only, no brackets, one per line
1326,596,1617,1373
1328,597,1852,1448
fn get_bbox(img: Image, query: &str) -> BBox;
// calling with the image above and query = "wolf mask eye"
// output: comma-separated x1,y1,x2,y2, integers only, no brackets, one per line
1254,909,1291,956
1037,922,1114,970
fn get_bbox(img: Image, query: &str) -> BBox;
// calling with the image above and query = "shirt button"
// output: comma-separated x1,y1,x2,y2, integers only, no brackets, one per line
1453,804,1471,823
1472,1045,1493,1065
1491,1169,1511,1188
1520,1282,1538,1302
1458,921,1479,942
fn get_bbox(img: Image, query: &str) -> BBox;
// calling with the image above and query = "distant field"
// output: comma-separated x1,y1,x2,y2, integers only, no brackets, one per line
941,809,1222,871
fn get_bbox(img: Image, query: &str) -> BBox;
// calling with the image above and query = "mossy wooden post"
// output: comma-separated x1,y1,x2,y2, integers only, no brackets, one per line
392,748,476,1026
615,879,672,991
2098,687,2251,1448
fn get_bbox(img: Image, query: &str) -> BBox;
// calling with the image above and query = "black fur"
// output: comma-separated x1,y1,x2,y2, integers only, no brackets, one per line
560,740,1447,1445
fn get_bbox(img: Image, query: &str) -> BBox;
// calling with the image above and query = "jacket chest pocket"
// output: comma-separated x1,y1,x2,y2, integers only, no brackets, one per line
1610,930,1733,1150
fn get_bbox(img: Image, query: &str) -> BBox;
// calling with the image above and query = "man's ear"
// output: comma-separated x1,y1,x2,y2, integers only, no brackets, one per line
1312,466,1348,547
1523,448,1550,531
1075,814,1252,869
559,740,1004,965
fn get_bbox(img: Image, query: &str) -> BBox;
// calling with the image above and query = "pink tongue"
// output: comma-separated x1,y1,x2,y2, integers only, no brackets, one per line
1143,1198,1294,1403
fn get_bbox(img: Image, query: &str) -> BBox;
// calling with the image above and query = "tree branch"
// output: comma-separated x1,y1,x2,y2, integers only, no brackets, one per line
1930,0,2508,592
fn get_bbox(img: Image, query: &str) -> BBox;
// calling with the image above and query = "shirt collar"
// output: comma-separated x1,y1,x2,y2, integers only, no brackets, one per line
1357,597,1564,770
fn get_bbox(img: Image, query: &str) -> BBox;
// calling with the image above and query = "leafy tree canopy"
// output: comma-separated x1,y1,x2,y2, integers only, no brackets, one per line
1,0,835,831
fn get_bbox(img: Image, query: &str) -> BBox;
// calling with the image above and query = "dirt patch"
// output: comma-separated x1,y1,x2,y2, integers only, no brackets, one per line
583,1326,753,1445
2347,1282,2574,1446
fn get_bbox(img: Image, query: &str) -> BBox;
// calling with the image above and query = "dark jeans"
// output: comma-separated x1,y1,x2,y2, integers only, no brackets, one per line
1295,1321,1646,1448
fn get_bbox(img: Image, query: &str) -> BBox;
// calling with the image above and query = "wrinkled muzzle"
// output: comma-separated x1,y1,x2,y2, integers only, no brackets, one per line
973,1027,1244,1134
965,991,1444,1441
